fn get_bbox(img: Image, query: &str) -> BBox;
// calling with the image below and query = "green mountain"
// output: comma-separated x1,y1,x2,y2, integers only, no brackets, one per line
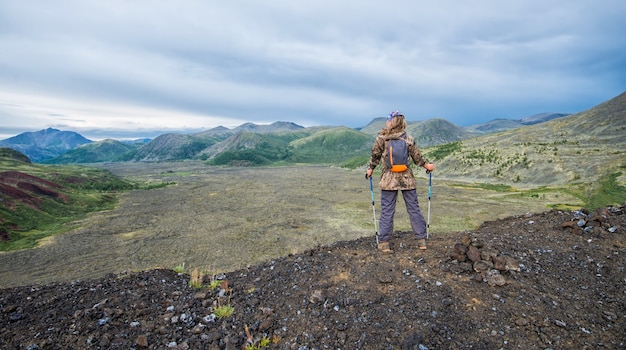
204,131,310,166
131,133,227,161
359,117,388,135
406,118,479,148
42,139,140,164
286,127,375,164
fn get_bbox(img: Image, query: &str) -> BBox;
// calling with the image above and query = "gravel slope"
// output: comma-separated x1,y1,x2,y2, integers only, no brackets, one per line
1,206,624,349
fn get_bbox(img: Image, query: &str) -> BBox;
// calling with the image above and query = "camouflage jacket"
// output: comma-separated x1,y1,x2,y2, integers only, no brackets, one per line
368,131,426,191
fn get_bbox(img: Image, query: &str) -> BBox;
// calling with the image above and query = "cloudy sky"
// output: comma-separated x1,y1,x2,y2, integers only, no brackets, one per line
1,1,624,140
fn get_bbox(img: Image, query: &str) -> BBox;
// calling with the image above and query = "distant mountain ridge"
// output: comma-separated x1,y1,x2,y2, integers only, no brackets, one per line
518,112,570,125
466,113,570,133
0,107,597,165
359,117,479,147
0,128,91,162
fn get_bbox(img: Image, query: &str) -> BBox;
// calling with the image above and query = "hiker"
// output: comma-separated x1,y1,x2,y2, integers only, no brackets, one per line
365,110,434,253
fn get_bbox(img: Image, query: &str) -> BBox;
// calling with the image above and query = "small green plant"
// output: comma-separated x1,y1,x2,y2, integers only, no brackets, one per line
245,324,273,349
213,304,234,319
173,263,185,274
245,336,271,350
205,269,223,290
212,282,234,319
209,279,221,290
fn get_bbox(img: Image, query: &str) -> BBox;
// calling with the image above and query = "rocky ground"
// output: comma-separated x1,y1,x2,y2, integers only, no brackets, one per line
1,205,624,349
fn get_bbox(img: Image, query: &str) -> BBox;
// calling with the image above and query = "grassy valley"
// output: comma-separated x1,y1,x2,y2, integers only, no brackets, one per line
0,150,167,251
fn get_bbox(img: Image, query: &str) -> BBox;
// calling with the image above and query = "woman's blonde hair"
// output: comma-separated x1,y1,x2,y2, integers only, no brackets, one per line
383,114,407,135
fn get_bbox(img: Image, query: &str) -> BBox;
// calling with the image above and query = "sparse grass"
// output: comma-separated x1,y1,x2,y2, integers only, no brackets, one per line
430,214,476,234
173,263,185,274
452,183,514,192
546,203,584,210
139,181,175,190
213,304,234,319
245,324,274,349
245,335,272,350
209,279,221,290
340,155,370,169
0,219,78,251
158,171,193,177
585,170,626,209
189,268,203,289
426,141,462,161
557,170,626,210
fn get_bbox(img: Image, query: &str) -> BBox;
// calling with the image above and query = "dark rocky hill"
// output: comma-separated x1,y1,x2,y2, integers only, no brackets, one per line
0,205,624,349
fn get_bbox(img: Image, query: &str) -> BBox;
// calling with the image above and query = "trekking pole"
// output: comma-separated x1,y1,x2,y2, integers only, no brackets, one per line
426,170,432,239
368,175,379,244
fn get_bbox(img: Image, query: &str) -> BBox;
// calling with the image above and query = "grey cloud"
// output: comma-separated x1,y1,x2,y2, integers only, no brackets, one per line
0,0,624,138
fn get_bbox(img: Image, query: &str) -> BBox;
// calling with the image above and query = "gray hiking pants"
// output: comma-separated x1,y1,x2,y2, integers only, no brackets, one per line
379,189,426,242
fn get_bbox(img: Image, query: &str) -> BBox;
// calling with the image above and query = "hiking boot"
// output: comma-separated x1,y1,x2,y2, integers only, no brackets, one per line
417,239,427,250
377,241,394,254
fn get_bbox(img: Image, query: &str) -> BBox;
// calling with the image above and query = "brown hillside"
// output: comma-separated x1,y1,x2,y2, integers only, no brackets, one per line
0,171,68,211
432,92,626,187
